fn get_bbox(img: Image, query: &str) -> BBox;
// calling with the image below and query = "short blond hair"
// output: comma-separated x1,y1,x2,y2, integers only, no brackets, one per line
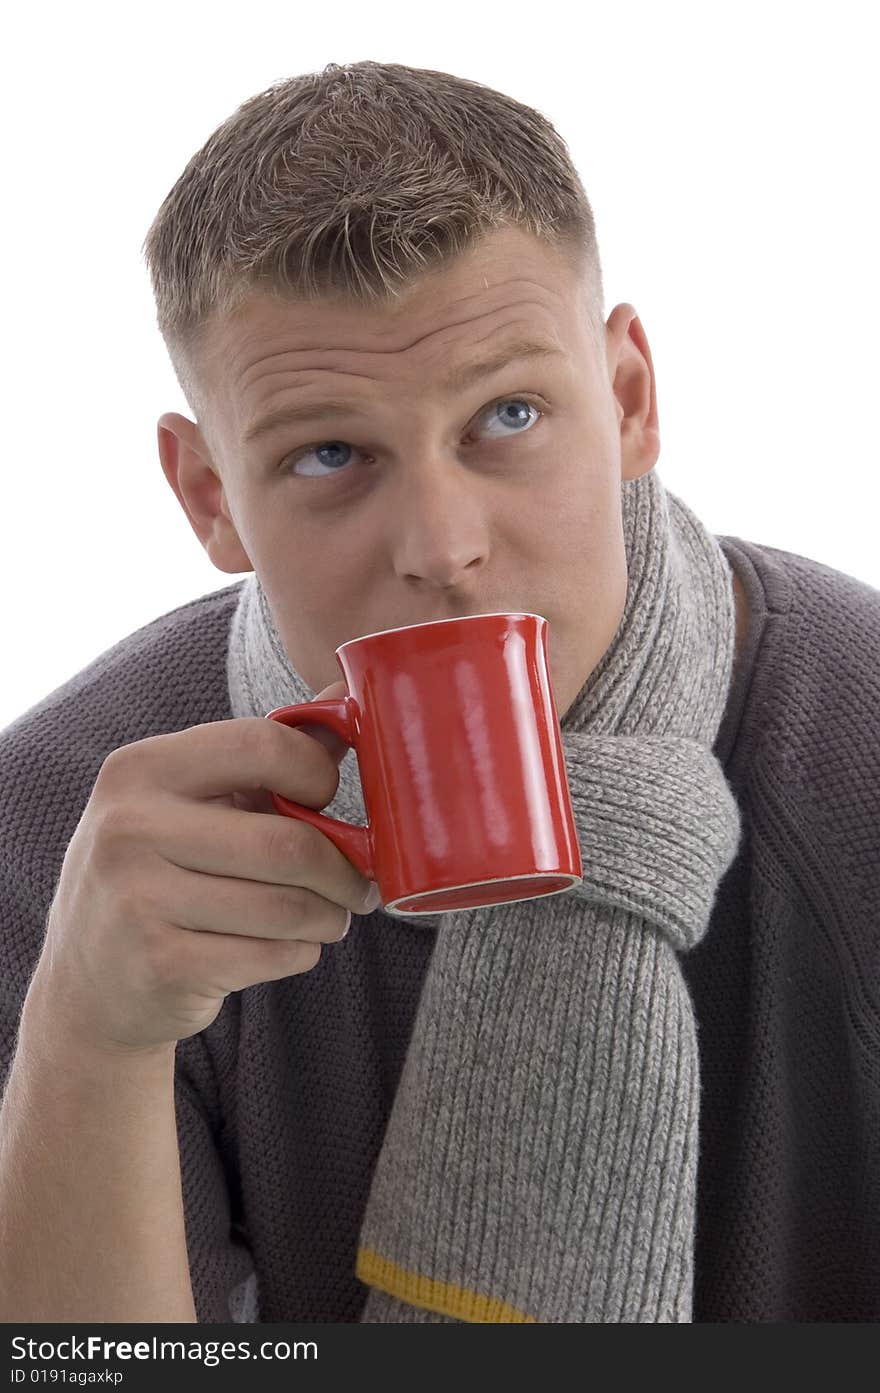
142,60,606,423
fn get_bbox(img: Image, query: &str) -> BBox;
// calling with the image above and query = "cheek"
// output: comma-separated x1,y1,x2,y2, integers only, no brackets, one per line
250,503,335,579
246,509,348,617
546,478,627,641
530,460,620,561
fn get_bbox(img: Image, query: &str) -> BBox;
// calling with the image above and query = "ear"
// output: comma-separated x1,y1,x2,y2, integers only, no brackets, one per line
157,411,254,573
605,305,661,481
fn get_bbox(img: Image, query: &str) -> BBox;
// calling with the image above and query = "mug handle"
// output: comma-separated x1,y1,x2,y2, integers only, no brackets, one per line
264,700,375,881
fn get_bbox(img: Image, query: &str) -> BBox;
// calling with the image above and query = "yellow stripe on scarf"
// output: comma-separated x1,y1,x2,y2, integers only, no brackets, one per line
356,1247,537,1323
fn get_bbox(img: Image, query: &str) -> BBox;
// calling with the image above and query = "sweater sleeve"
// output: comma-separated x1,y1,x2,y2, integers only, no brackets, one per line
0,728,258,1327
173,1038,261,1324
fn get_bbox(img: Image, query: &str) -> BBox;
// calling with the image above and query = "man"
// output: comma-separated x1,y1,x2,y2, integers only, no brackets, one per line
0,61,876,1324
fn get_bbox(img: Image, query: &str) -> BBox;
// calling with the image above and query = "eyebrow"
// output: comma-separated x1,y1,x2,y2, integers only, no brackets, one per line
242,337,566,444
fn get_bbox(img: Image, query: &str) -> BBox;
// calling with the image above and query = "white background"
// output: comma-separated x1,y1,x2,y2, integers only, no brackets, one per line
2,0,877,732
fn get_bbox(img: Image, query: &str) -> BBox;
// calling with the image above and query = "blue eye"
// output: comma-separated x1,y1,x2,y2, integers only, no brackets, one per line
282,396,543,479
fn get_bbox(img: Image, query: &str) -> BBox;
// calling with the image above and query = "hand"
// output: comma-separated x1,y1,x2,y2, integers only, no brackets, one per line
24,681,376,1058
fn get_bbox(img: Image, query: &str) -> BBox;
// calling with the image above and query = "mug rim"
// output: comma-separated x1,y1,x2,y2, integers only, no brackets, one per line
384,871,581,915
336,611,547,656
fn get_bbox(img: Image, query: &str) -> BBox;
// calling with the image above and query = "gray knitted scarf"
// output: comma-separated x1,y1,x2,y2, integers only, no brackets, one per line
226,467,743,1322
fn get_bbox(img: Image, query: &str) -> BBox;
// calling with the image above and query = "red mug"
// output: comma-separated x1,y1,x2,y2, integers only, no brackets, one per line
265,612,583,916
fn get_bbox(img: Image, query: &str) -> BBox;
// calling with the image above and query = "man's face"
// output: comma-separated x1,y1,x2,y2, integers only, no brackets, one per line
158,225,660,720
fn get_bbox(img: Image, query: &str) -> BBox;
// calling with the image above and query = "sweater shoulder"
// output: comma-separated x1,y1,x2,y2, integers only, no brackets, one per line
720,536,879,936
724,537,879,773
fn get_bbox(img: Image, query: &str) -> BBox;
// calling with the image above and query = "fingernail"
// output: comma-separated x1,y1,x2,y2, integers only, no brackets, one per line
362,882,381,912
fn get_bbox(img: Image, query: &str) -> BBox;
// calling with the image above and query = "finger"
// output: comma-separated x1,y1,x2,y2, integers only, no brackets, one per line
205,682,352,803
289,679,352,764
150,792,376,915
152,859,353,944
230,681,353,810
138,716,345,805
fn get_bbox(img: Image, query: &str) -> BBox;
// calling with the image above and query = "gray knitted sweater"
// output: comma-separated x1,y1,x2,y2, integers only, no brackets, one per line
1,534,878,1321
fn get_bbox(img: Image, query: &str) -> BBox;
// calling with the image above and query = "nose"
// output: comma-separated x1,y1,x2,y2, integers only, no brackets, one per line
390,461,490,589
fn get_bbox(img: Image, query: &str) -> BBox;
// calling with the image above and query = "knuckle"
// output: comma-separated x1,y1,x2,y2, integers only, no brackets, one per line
99,738,149,787
257,715,303,767
97,745,127,786
265,882,307,928
264,880,348,944
263,817,308,877
231,716,268,753
90,799,151,863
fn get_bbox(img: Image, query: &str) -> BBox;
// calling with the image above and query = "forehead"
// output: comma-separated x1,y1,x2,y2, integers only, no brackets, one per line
204,226,586,373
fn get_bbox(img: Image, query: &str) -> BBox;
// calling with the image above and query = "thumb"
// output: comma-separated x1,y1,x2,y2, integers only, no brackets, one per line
297,678,352,765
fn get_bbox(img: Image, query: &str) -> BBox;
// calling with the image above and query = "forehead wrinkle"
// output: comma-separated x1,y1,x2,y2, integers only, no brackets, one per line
240,314,559,385
225,277,565,382
239,329,567,444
